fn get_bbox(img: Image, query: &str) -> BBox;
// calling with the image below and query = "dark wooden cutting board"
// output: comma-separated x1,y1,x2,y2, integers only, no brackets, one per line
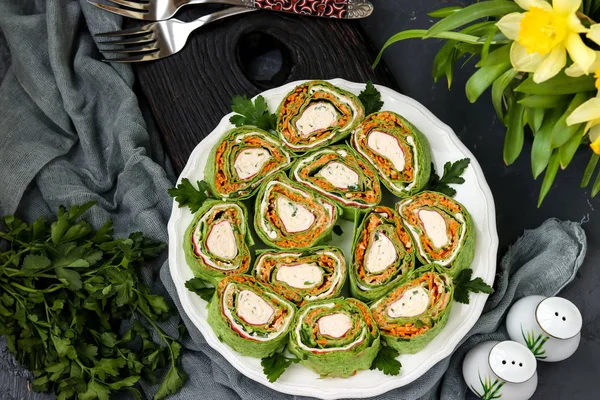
134,8,399,173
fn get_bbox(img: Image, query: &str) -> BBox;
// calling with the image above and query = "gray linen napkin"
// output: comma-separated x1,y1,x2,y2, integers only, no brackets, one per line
0,1,588,400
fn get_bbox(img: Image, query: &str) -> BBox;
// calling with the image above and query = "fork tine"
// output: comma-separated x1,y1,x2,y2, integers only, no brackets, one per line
103,51,161,63
99,43,159,53
105,0,148,11
87,1,147,20
95,23,153,37
96,32,155,46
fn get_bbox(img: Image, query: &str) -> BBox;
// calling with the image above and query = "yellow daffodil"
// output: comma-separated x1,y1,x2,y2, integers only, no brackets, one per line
497,0,594,83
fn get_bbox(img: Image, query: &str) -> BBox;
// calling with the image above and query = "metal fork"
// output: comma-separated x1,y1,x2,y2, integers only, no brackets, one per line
96,6,255,62
88,0,252,21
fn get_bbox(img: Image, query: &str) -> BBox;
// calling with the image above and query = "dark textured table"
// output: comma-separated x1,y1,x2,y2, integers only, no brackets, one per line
360,1,599,399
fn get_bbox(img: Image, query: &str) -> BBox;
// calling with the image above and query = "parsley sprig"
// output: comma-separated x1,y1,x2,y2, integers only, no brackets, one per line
0,202,186,400
370,345,401,376
427,158,471,197
453,268,494,304
261,349,299,383
229,95,277,131
358,81,384,115
185,278,215,303
168,178,211,213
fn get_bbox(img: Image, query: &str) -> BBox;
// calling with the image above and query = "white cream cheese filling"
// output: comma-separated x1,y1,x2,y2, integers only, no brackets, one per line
365,231,397,273
418,209,449,248
236,290,274,325
317,313,352,338
295,102,339,137
205,220,238,260
316,162,360,189
387,286,430,318
276,263,323,289
276,196,316,233
234,148,271,180
367,131,405,172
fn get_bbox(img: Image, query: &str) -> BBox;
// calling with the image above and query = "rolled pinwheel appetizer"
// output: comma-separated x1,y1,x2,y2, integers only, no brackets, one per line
208,275,296,358
288,298,380,378
349,206,415,302
184,200,252,285
397,191,475,275
253,247,346,306
370,267,453,354
205,126,292,200
352,111,432,197
254,172,339,250
290,145,381,219
276,80,364,152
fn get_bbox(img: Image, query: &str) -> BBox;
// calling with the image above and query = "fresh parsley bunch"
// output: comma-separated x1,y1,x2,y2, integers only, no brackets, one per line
0,202,186,400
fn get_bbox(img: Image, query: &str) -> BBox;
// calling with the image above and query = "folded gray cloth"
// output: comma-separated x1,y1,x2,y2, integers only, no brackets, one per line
0,2,588,400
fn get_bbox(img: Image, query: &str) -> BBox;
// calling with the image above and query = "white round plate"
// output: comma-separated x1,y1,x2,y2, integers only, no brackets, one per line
167,79,498,399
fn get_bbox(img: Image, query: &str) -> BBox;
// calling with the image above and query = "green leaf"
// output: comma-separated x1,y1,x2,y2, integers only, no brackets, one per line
532,107,565,178
559,128,584,169
480,26,499,63
432,41,457,86
358,81,384,115
229,95,276,131
144,293,171,315
518,95,569,108
581,153,599,187
504,102,525,165
101,332,117,348
93,219,113,243
168,178,211,213
370,346,401,376
55,267,82,290
95,358,126,378
424,1,522,38
428,6,463,18
185,278,215,302
516,73,597,95
491,68,518,120
108,376,140,390
261,351,299,383
477,43,510,68
22,254,51,271
153,365,187,400
80,380,111,400
538,152,560,207
426,159,471,197
551,92,591,148
466,62,511,103
453,269,494,304
529,107,545,133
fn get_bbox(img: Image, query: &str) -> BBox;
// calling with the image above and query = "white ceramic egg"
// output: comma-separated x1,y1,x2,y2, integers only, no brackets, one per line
463,340,538,400
506,295,582,362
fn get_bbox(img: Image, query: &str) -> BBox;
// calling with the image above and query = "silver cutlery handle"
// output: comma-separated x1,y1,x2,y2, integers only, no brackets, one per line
183,6,256,33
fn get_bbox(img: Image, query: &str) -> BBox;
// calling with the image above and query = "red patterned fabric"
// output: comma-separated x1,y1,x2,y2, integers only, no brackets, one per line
255,0,349,18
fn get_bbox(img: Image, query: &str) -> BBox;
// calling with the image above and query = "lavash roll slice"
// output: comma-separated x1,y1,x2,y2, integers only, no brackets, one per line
288,298,380,378
352,111,431,197
397,191,475,275
290,144,381,219
184,200,252,285
276,80,364,152
370,266,453,354
208,275,296,358
349,206,415,302
253,246,346,306
205,126,292,200
254,172,339,250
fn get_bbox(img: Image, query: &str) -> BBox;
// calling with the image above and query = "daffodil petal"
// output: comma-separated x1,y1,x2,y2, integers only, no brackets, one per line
533,46,566,83
514,0,552,10
589,125,600,154
567,13,589,33
588,24,600,46
567,97,600,125
565,63,585,77
497,13,524,41
553,0,582,14
510,42,545,72
566,34,596,74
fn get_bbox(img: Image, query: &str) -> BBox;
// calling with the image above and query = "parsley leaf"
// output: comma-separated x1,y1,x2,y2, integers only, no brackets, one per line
453,268,494,304
426,158,471,197
370,345,401,376
230,95,277,131
358,81,384,115
333,225,344,236
168,178,211,213
185,278,215,302
261,350,299,383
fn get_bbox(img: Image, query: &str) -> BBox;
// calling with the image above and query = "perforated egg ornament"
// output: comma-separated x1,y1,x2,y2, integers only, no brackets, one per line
506,296,582,362
463,340,538,400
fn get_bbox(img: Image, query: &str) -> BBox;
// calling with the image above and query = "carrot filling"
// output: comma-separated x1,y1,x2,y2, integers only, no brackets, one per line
400,192,462,259
214,135,289,195
355,112,416,181
279,87,353,146
372,273,449,338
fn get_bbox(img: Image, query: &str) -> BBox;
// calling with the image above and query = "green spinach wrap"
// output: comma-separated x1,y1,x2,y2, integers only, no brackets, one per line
397,191,475,275
253,247,346,306
276,80,364,152
254,172,339,250
205,126,292,200
352,111,431,197
288,298,380,378
349,206,415,302
370,266,453,354
184,200,252,285
290,145,381,219
208,275,296,358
